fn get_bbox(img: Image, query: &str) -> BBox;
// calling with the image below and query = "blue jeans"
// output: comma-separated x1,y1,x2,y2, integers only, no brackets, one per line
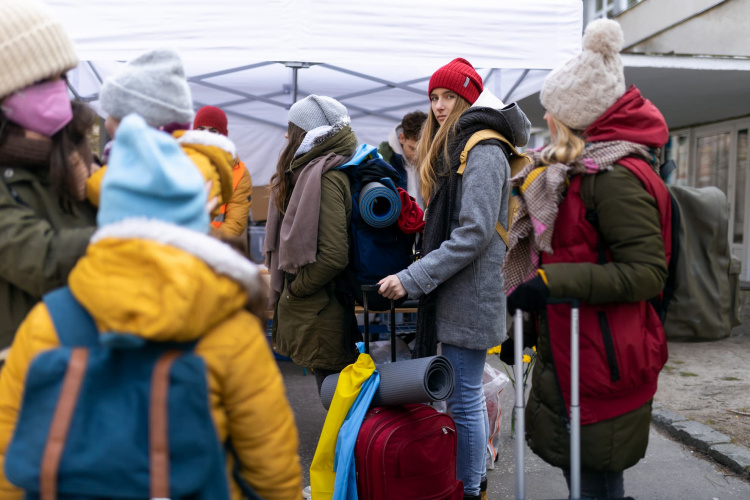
441,343,489,496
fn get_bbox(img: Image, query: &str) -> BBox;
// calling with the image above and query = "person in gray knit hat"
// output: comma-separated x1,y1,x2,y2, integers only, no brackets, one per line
100,49,194,133
288,94,349,132
265,94,358,404
0,0,99,348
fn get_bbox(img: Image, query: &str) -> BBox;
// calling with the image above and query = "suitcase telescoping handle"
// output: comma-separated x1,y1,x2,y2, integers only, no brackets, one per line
360,285,397,362
514,298,580,500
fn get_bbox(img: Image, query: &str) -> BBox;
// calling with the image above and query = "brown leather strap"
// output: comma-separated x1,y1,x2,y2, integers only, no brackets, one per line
150,350,181,499
40,348,89,500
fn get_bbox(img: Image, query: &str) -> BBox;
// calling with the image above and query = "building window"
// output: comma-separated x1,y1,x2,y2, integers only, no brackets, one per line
594,0,616,19
587,0,644,20
665,134,690,186
695,133,731,194
643,118,750,278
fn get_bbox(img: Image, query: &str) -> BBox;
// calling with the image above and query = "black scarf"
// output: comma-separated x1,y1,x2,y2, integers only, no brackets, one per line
413,107,514,358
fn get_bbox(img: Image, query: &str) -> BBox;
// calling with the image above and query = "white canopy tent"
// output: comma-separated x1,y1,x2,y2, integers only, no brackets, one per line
49,0,582,185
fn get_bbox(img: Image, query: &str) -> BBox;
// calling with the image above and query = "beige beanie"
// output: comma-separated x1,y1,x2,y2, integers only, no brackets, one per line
0,0,79,99
540,19,625,131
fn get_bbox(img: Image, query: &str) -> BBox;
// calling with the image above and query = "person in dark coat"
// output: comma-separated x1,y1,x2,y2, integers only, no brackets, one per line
0,0,98,349
378,58,531,499
503,19,670,499
265,95,359,393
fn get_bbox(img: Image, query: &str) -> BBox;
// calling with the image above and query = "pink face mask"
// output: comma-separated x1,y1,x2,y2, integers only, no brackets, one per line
1,80,73,137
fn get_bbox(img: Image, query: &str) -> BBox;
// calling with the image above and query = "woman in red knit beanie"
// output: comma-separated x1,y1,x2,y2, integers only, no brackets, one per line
378,58,531,499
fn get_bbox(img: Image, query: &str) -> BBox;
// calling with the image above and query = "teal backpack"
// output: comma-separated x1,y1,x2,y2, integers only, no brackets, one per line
4,287,242,499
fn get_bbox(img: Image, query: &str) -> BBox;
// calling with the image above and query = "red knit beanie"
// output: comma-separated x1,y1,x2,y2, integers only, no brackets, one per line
193,105,228,136
428,58,483,105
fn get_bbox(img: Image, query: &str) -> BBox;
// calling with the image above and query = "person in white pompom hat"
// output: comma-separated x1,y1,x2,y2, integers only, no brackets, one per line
502,18,672,499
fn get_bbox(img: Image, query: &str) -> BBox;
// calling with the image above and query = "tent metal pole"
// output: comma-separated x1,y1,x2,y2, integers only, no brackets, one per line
189,79,289,109
191,62,276,81
213,91,289,110
319,64,425,96
193,100,286,130
65,79,97,103
293,67,299,103
503,69,530,103
296,89,401,122
334,77,430,101
349,98,427,120
86,61,104,84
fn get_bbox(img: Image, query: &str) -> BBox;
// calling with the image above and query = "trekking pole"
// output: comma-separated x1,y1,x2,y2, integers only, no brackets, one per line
514,308,525,500
569,300,581,499
390,298,397,363
361,284,398,363
548,298,581,499
362,286,371,354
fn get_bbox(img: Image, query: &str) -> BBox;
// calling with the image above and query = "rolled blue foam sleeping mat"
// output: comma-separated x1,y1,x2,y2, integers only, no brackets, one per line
359,182,401,228
320,355,455,410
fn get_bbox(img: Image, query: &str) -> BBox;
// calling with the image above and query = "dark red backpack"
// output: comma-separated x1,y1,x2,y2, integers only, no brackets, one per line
354,404,463,500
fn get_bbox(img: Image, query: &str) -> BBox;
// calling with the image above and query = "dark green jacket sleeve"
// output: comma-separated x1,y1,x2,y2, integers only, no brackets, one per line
0,185,95,298
542,165,667,304
290,170,351,297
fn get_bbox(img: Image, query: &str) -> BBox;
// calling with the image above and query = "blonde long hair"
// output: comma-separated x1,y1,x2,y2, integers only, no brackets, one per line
539,115,586,166
416,97,472,202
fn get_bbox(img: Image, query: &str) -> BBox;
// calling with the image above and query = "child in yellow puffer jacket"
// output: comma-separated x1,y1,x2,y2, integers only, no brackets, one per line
0,114,302,500
84,48,234,216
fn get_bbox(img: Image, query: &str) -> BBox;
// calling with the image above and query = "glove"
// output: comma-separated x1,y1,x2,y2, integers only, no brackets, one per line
507,275,549,314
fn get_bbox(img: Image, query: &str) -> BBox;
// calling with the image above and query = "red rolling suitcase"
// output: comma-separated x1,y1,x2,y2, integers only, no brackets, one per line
354,286,463,500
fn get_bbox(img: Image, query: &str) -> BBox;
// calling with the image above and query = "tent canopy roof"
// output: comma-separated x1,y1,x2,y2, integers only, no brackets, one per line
50,0,583,184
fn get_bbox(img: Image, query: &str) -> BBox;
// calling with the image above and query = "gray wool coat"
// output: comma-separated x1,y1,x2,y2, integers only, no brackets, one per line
397,145,509,351
397,93,530,351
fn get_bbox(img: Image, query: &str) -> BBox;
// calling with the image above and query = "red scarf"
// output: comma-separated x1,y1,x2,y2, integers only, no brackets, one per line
396,188,425,234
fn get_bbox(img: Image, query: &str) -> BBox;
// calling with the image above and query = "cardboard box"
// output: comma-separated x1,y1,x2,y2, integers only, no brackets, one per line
250,184,271,222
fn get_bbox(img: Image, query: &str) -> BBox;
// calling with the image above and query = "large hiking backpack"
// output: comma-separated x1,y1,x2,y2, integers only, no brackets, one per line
335,144,417,312
582,159,742,341
4,287,236,500
657,161,742,340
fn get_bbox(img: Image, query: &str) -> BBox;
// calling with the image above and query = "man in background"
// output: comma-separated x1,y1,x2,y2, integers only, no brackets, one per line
378,110,427,207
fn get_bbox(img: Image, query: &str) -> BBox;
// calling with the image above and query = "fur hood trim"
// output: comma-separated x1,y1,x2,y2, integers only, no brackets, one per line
92,218,260,295
295,117,351,158
176,129,237,160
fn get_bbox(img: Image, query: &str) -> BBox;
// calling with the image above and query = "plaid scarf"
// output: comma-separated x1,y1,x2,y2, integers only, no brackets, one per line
503,140,658,294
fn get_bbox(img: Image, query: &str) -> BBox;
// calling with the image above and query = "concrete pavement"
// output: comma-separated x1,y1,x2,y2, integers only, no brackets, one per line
280,355,750,499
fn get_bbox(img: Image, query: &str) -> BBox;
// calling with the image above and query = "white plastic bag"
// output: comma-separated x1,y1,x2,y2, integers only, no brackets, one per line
367,338,412,364
432,362,510,469
483,362,510,469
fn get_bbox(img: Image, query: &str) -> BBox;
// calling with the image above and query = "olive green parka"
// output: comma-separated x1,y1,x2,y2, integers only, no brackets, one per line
0,162,96,348
271,126,358,371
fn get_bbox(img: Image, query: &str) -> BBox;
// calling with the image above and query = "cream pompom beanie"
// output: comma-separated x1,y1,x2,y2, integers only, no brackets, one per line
540,19,626,131
0,0,79,99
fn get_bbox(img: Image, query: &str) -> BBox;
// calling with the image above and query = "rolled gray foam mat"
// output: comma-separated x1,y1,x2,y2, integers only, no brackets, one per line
320,355,454,411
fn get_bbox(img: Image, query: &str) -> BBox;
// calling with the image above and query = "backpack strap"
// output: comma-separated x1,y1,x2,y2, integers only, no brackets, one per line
40,348,89,500
457,129,532,247
150,350,182,499
43,287,99,348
